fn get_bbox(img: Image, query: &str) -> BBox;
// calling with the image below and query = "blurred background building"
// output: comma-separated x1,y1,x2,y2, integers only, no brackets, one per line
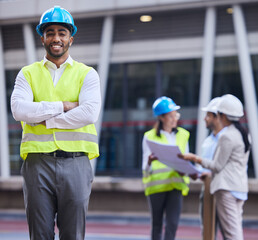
0,0,258,214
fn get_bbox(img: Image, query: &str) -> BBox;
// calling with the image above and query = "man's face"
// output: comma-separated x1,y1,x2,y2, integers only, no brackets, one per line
41,24,73,60
204,112,216,130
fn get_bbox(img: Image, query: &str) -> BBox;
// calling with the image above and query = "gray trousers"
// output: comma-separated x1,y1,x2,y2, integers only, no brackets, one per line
147,190,182,240
21,153,93,240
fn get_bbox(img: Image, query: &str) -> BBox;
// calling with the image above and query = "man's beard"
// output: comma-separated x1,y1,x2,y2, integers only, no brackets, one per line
206,123,214,131
45,42,69,59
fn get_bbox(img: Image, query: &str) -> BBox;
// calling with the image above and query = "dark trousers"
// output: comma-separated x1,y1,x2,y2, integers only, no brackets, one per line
21,153,93,240
147,190,182,240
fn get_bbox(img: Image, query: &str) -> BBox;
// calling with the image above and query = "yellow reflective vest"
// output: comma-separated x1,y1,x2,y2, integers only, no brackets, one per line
142,127,190,196
20,60,99,160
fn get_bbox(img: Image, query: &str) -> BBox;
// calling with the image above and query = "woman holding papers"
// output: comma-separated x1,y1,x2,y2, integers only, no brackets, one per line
142,96,191,240
179,94,250,240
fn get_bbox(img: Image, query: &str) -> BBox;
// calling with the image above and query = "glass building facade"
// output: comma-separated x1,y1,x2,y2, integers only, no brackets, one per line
2,1,258,178
5,54,257,177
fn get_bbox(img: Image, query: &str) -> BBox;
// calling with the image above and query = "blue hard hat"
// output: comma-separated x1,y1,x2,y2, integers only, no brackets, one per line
152,96,180,116
36,6,77,36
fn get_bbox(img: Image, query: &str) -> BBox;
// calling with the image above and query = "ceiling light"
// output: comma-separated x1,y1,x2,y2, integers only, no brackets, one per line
140,15,152,23
227,8,233,14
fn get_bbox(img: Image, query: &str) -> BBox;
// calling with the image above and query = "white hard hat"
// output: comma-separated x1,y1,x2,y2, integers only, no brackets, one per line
217,94,244,121
201,97,221,114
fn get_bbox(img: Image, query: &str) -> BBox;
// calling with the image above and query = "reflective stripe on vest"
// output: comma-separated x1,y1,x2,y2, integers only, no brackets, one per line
142,167,172,178
142,127,190,196
144,177,185,188
22,132,98,143
20,60,99,160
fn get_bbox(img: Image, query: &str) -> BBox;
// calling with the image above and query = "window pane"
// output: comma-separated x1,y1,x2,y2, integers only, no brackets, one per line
126,63,156,174
213,56,243,102
97,64,124,175
97,126,124,174
6,70,23,175
161,59,201,106
104,64,123,109
161,59,201,153
97,62,156,176
127,62,156,109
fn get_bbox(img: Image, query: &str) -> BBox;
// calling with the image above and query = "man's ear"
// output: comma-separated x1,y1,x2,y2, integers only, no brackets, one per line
69,36,74,47
41,36,44,46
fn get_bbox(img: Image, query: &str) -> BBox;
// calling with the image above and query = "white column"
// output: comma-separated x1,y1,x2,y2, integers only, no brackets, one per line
232,5,258,178
0,27,10,178
91,16,114,172
196,7,216,155
23,24,37,64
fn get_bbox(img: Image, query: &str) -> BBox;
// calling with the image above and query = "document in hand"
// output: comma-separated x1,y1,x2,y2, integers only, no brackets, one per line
146,139,202,175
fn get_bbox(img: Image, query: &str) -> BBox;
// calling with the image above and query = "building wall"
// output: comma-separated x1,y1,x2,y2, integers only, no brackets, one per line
0,0,258,177
0,0,243,21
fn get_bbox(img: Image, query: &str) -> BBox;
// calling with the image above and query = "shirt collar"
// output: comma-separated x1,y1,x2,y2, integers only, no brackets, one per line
212,126,228,139
42,55,73,68
160,129,177,136
220,126,228,135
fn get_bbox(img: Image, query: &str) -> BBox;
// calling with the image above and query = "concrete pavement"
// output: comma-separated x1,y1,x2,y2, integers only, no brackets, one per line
0,210,258,240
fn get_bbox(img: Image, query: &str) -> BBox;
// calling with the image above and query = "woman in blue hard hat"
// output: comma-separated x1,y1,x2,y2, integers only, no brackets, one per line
11,6,101,240
142,96,192,240
179,94,250,240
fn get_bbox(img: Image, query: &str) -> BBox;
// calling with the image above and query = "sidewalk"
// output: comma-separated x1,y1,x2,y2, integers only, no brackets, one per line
0,210,257,240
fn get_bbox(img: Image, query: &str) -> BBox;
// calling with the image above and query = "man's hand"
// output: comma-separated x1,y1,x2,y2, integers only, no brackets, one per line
63,101,79,112
200,172,211,181
189,173,198,180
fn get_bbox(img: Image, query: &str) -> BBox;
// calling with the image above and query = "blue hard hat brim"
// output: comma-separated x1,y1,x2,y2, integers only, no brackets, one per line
154,105,181,116
36,22,77,36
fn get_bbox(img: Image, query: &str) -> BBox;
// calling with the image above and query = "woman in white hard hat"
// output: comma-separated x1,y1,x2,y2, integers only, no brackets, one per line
142,96,191,240
179,94,250,240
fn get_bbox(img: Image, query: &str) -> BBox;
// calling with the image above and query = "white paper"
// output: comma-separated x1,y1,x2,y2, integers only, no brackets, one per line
146,139,202,175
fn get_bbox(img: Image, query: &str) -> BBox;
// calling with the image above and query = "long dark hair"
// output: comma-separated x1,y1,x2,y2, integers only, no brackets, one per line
232,121,250,153
154,119,163,137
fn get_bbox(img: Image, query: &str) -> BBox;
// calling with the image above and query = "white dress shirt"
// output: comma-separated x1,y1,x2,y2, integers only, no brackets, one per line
11,56,101,129
198,127,227,173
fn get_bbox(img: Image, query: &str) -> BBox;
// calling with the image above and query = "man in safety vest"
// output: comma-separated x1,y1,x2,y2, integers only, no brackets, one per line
11,6,101,240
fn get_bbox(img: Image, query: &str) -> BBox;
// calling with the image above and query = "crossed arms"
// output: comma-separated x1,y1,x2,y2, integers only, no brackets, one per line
11,68,101,129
